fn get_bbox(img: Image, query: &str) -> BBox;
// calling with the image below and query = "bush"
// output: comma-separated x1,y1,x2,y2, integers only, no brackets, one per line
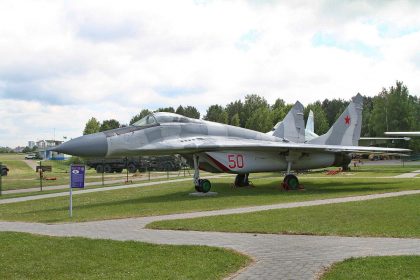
66,157,85,165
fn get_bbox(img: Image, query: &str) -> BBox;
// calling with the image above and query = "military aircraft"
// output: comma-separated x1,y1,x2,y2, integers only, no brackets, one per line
385,131,420,137
54,94,410,192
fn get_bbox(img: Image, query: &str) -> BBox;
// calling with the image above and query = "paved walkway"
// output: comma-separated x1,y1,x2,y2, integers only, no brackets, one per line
394,169,420,178
1,190,419,279
22,159,38,171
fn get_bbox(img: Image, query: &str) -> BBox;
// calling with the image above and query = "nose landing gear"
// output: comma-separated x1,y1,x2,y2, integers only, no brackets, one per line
193,155,212,193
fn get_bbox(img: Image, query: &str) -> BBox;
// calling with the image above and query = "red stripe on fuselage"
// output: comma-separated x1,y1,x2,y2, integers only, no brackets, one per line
206,154,231,172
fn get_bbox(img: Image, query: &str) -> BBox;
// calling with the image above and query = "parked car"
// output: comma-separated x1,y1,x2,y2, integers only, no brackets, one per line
1,164,9,176
25,154,39,159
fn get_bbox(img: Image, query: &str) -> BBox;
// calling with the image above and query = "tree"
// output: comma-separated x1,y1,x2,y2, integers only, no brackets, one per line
321,99,349,127
83,117,101,135
245,107,273,132
304,101,329,135
22,146,32,153
271,98,292,126
369,81,420,150
226,100,243,125
177,105,200,119
230,113,240,127
99,119,120,132
361,96,374,137
204,105,228,124
155,107,175,113
184,106,200,119
241,94,269,127
175,105,185,116
130,109,152,125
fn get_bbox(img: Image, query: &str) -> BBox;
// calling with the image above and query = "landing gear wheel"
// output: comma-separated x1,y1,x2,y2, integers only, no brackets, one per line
234,174,250,187
200,179,211,193
283,174,299,190
103,164,113,173
195,179,212,193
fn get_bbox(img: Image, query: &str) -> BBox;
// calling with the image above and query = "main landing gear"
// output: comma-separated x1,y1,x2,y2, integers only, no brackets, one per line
234,173,250,187
193,155,212,193
282,160,303,190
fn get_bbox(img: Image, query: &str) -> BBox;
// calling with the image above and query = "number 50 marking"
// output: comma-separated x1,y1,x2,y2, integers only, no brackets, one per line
228,154,244,169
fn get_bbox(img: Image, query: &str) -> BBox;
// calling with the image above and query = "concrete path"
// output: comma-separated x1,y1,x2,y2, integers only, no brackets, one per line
1,190,419,279
394,169,420,178
22,159,38,171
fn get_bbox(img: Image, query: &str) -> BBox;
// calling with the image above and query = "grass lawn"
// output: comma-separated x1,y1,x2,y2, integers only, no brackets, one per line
0,153,198,191
321,256,420,280
0,232,249,280
148,194,420,238
0,173,419,223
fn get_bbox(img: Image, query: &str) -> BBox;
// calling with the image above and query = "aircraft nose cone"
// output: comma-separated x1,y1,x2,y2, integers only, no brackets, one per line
54,133,107,157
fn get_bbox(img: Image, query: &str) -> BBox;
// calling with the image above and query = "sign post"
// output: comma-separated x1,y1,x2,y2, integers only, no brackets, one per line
0,161,3,196
39,161,43,191
69,164,85,217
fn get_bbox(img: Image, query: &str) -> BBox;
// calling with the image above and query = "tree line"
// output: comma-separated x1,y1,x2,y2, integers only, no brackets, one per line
83,81,420,151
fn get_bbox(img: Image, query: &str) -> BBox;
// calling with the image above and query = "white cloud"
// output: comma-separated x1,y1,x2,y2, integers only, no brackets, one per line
1,0,420,147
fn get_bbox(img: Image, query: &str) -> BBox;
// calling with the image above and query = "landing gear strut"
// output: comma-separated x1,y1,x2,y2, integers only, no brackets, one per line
193,155,212,193
234,173,250,187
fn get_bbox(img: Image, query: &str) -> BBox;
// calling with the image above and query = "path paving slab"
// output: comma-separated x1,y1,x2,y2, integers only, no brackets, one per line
1,190,419,279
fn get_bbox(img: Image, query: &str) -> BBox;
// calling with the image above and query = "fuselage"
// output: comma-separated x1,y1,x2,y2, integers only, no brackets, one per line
55,112,347,174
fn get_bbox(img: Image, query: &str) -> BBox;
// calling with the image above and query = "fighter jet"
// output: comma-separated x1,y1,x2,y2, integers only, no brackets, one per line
54,94,410,192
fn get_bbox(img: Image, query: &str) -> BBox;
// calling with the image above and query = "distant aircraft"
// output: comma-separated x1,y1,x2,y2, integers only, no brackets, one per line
385,131,420,137
54,94,409,192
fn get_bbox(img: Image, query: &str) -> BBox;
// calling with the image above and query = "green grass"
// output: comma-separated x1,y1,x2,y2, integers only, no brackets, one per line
0,153,197,191
0,174,419,223
148,194,420,238
321,256,420,280
0,232,249,280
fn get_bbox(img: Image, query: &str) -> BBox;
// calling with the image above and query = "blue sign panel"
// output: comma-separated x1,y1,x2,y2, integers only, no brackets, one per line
70,165,85,188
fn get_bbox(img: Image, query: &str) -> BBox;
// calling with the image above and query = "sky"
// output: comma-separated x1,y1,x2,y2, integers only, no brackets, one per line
1,0,420,147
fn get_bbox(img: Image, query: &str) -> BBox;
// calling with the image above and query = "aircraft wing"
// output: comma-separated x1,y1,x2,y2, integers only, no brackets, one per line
135,136,411,155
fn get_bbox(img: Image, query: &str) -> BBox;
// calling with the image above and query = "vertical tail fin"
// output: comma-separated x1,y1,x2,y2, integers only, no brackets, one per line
304,110,319,141
306,110,314,133
308,94,363,146
273,101,305,143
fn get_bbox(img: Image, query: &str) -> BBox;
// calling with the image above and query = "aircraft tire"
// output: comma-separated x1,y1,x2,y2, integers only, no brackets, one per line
200,179,211,193
283,174,299,190
235,174,249,187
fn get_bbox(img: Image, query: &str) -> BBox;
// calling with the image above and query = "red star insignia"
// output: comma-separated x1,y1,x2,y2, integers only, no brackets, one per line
345,115,351,125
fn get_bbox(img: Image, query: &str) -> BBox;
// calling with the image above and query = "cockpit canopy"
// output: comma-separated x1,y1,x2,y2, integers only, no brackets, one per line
133,112,192,127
